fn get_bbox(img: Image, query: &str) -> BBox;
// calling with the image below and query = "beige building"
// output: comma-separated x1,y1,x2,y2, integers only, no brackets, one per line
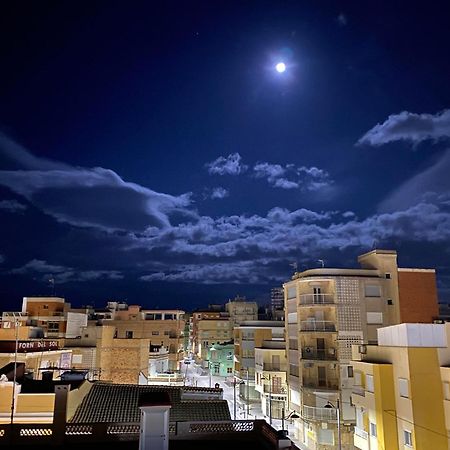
234,321,285,409
352,323,450,450
284,249,439,449
255,340,288,421
97,306,186,370
226,296,258,326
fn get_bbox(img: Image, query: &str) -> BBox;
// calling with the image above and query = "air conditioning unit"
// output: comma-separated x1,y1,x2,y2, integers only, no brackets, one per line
304,346,314,355
358,345,367,354
328,348,336,355
304,362,313,368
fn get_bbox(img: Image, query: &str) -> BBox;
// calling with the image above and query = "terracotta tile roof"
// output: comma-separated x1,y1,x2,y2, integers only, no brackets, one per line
70,382,231,423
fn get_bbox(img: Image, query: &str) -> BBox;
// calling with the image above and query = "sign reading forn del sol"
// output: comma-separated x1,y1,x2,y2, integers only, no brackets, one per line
0,340,59,353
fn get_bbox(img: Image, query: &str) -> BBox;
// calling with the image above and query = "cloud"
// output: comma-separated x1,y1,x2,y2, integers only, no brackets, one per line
357,109,450,146
0,199,27,213
379,149,450,212
205,153,248,175
253,162,333,191
210,187,229,199
10,259,123,283
0,137,194,232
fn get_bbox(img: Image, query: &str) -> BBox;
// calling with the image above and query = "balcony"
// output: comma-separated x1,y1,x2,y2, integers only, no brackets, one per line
299,294,335,306
352,385,365,397
301,405,337,421
261,383,288,395
256,363,287,372
301,348,337,361
354,427,368,440
302,379,339,391
300,321,336,332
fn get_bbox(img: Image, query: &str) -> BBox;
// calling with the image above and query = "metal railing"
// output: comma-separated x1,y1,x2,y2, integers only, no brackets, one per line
0,420,283,449
352,385,365,397
302,379,339,391
302,405,337,421
299,294,335,306
301,348,337,360
255,363,287,372
354,427,368,439
300,321,336,332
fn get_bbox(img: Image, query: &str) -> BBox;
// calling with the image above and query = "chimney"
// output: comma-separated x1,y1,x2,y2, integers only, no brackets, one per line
138,391,172,450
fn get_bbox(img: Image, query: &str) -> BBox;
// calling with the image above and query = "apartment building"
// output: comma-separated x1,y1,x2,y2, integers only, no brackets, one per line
191,309,233,360
283,249,439,449
97,306,186,370
234,321,285,409
255,340,288,420
352,323,450,450
225,296,258,326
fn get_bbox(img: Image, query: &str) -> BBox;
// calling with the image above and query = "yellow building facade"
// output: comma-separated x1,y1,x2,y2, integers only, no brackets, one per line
352,323,449,450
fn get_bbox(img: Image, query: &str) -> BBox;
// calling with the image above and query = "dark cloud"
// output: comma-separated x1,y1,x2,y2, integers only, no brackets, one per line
0,199,27,213
0,138,194,232
357,109,450,146
205,152,248,175
10,259,123,283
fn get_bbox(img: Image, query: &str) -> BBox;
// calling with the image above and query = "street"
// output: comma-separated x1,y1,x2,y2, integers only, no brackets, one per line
180,360,310,450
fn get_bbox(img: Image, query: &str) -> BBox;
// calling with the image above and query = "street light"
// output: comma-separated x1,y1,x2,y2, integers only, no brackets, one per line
281,410,300,437
324,399,341,450
233,378,245,420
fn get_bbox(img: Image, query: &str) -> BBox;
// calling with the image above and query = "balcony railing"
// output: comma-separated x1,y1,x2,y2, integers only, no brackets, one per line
299,294,335,306
352,385,365,397
300,321,336,332
302,379,339,391
261,383,288,395
354,427,368,439
0,420,282,449
301,348,337,360
302,405,337,421
256,363,287,372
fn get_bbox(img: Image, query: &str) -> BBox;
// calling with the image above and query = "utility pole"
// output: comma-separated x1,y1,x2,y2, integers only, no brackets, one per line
269,375,272,425
233,378,237,420
337,398,341,450
10,314,19,424
246,369,250,417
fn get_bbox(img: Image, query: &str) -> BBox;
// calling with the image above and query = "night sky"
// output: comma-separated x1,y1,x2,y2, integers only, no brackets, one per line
1,1,450,312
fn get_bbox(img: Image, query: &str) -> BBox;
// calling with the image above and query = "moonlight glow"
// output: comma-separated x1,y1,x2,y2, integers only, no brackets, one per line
275,62,286,73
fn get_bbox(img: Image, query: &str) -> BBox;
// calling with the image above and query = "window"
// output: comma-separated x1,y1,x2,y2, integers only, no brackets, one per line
227,367,233,374
365,285,381,297
48,322,59,331
43,305,49,309
366,374,374,393
369,422,377,437
387,299,393,305
385,273,391,279
287,286,296,299
347,366,354,378
367,312,383,324
404,430,413,447
164,330,170,335
125,331,133,339
152,331,159,336
398,378,409,398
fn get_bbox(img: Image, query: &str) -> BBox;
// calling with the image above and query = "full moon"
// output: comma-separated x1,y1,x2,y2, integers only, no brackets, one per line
275,62,286,73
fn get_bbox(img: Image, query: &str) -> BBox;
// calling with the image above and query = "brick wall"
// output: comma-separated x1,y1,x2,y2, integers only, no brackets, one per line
398,270,439,323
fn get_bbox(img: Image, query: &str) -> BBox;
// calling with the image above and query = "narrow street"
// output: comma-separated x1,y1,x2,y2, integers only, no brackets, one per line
181,361,310,450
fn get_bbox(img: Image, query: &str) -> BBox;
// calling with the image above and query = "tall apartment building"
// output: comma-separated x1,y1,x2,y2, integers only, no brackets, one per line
284,249,439,449
352,323,450,450
271,287,284,311
234,321,285,411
